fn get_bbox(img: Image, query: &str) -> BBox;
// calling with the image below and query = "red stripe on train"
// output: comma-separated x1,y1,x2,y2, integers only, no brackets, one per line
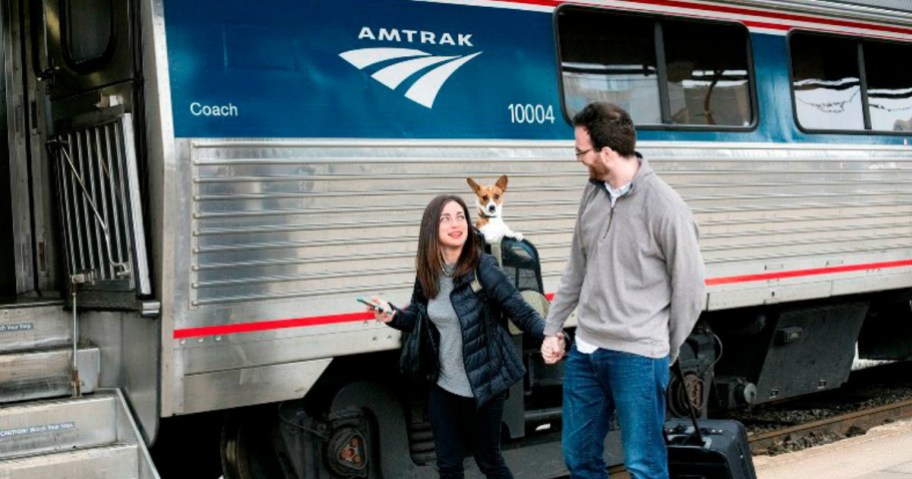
173,259,912,339
705,259,912,286
173,312,374,339
490,0,912,35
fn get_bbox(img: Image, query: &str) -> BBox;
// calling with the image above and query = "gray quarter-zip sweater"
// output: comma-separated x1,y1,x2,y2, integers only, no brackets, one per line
543,157,706,362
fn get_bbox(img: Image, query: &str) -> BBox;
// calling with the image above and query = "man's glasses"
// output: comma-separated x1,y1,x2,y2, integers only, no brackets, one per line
575,148,593,159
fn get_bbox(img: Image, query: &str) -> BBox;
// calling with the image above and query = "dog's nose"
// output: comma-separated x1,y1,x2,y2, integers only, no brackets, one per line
487,205,496,213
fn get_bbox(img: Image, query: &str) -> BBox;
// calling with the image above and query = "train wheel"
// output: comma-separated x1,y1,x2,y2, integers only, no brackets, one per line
331,381,422,477
668,369,705,418
271,382,406,478
220,408,286,479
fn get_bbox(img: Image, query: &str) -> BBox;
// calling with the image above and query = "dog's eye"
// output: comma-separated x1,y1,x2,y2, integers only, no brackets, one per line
482,195,489,202
494,194,500,200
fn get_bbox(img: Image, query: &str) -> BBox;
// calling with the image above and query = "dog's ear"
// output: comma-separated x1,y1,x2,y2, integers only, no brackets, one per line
495,175,508,192
466,177,482,193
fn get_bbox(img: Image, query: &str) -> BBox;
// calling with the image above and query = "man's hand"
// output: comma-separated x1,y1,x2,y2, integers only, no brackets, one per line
541,333,566,364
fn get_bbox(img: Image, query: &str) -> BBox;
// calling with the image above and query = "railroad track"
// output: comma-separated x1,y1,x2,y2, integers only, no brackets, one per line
747,397,912,454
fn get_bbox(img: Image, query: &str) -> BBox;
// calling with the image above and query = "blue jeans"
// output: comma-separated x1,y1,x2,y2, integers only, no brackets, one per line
562,345,670,479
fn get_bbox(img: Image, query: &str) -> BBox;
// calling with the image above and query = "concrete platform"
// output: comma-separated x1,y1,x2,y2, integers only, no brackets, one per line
754,419,912,478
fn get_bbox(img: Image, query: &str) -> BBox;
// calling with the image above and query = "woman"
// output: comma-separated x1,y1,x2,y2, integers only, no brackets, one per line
367,194,547,479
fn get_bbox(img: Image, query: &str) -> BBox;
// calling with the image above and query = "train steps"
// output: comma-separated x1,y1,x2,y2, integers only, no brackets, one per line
0,345,100,402
0,301,159,478
1,300,99,403
0,391,158,478
0,301,72,352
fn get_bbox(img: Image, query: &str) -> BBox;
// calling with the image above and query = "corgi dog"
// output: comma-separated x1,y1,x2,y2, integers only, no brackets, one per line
466,175,523,243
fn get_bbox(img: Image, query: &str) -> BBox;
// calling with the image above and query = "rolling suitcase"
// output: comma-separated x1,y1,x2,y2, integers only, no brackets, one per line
665,364,757,479
665,417,756,479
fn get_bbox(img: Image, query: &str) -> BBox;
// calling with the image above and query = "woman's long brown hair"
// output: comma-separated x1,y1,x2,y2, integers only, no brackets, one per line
416,195,481,298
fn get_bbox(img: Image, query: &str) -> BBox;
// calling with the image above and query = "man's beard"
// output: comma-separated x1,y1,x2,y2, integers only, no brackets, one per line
587,163,609,181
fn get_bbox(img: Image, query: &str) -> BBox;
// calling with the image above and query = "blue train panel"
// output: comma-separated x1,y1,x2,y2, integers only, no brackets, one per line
163,0,911,145
164,0,565,139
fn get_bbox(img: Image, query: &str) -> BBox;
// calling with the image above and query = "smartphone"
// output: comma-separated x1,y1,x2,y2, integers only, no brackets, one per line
357,297,389,314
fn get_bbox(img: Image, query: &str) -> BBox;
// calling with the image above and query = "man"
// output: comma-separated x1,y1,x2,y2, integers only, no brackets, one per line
540,102,705,479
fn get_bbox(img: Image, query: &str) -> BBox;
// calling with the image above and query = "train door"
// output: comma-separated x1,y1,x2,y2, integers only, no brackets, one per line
30,0,151,307
19,0,159,441
0,1,160,476
0,2,16,298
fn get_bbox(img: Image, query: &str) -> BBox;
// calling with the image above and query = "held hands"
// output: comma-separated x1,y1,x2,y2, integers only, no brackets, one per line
541,332,566,364
363,296,396,323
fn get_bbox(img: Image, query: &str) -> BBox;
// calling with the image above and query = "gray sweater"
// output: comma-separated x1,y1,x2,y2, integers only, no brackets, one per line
544,158,706,361
428,272,473,397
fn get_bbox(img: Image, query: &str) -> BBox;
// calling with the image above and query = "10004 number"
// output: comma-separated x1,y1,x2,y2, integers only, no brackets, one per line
508,104,555,124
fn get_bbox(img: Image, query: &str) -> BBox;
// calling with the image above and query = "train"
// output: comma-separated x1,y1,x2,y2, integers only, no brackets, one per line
1,0,911,477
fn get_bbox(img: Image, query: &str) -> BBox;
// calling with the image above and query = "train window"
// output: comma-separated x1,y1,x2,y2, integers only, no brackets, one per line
558,12,661,124
789,32,912,133
662,19,752,127
863,41,912,132
790,33,863,131
62,0,113,65
557,6,754,128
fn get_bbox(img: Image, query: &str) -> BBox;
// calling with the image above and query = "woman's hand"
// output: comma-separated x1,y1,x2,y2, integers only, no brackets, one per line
367,296,396,323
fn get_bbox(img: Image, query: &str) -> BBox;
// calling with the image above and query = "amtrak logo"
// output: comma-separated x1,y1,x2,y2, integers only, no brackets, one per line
339,47,482,109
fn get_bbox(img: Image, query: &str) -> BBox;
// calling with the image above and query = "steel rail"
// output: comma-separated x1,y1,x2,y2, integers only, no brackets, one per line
747,398,912,453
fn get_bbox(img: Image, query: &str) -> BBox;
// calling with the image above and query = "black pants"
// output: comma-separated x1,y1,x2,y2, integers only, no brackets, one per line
428,384,513,479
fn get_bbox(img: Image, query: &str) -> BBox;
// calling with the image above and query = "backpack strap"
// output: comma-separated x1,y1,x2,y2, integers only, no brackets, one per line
473,238,501,294
488,239,503,266
471,274,483,294
471,263,522,336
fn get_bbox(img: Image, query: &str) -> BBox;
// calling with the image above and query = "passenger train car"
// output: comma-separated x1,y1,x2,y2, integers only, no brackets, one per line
1,0,911,477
